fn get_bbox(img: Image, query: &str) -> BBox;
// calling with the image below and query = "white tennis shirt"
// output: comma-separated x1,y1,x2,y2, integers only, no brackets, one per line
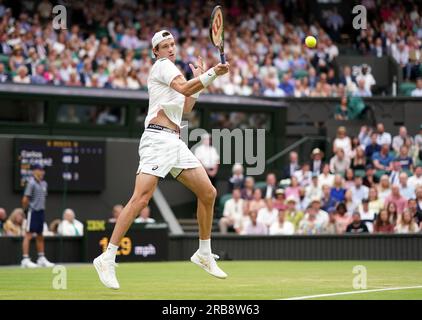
146,57,185,128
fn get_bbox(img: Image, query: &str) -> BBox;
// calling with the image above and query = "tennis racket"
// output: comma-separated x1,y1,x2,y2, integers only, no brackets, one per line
209,5,225,64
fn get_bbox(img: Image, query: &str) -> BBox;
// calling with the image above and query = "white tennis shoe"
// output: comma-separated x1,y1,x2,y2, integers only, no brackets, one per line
93,254,120,290
37,256,55,268
21,258,38,268
190,250,228,279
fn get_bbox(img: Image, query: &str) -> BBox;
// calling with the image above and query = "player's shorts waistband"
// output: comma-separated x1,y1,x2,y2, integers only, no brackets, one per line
145,123,180,136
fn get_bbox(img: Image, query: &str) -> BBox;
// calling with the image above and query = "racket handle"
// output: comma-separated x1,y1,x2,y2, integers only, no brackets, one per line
220,53,226,64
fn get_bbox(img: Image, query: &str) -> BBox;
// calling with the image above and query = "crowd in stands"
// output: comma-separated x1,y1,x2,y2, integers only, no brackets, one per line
220,123,422,235
2,0,418,98
0,204,155,236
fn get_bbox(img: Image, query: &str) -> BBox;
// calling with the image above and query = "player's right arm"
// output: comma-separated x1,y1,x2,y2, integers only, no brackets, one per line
22,196,30,211
22,180,33,212
170,63,230,97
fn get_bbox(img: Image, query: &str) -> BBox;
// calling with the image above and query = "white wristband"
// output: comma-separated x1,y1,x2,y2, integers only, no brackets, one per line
191,89,203,99
199,68,217,88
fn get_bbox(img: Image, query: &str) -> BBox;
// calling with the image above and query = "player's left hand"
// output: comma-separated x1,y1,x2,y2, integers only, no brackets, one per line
189,56,205,78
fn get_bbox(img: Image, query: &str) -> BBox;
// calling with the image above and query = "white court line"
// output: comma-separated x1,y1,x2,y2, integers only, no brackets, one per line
279,285,422,300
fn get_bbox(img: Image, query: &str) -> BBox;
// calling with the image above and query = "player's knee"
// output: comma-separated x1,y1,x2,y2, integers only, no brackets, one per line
129,193,151,211
201,185,217,204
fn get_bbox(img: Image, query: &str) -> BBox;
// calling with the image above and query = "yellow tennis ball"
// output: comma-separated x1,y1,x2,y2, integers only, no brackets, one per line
305,36,317,48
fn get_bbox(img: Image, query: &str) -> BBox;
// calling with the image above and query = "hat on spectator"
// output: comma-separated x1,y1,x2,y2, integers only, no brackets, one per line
286,195,297,203
311,148,324,157
151,30,174,49
275,188,285,195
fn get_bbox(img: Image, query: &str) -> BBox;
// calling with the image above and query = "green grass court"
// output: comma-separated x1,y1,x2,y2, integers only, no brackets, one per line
1,261,422,300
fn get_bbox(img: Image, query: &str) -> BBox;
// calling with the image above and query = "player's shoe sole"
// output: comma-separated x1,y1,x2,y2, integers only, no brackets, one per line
93,256,120,290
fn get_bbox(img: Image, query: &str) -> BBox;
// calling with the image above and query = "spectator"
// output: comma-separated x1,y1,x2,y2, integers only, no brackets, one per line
333,126,352,158
392,127,413,155
344,189,358,215
0,208,6,234
354,79,372,97
368,187,384,216
269,211,295,235
262,173,277,199
414,125,422,160
0,63,9,83
339,65,357,93
351,147,367,171
135,206,156,223
285,176,300,200
257,198,278,230
310,148,324,175
394,209,420,233
333,202,352,234
384,185,408,215
297,207,323,235
408,165,422,189
219,188,244,234
389,161,402,186
241,176,255,201
3,208,25,236
344,169,355,191
273,188,287,211
363,164,377,188
321,184,336,213
350,176,369,204
282,151,300,179
408,198,422,228
376,123,392,146
31,64,48,84
345,211,369,233
194,133,220,186
305,174,323,202
330,175,346,204
57,209,84,236
358,198,376,232
108,204,123,224
329,148,351,176
228,163,245,191
318,163,335,188
415,187,422,221
249,188,266,212
244,210,268,235
411,78,422,97
365,132,381,162
355,64,376,94
373,209,395,233
13,65,31,84
398,172,415,200
48,219,61,235
96,107,119,125
377,174,392,202
358,125,372,148
372,144,394,172
294,163,312,188
284,196,304,231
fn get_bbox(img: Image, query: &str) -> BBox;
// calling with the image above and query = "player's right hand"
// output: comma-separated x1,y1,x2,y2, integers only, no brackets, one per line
213,62,230,76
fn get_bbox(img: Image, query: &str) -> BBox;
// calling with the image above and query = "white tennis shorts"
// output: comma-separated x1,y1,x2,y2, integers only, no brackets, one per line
136,128,201,178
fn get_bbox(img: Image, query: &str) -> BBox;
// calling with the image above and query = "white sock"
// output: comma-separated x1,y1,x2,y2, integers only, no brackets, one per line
199,239,211,256
103,243,119,261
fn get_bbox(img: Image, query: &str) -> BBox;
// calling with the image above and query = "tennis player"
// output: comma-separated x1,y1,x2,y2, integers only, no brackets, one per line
94,30,230,289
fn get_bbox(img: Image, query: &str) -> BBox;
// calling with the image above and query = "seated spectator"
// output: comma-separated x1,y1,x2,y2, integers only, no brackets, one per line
353,79,372,97
48,219,61,235
399,172,415,200
249,188,266,212
339,65,357,93
305,174,323,202
308,196,329,228
284,196,304,231
273,188,287,211
321,184,336,213
257,198,278,230
372,144,394,172
135,206,156,224
395,145,413,172
411,78,422,97
282,151,300,179
408,165,422,189
386,202,400,225
334,95,349,120
318,163,335,187
228,163,245,191
416,187,422,221
57,209,84,236
329,148,351,176
414,125,422,161
219,188,244,234
408,198,422,228
363,164,377,188
392,126,413,155
333,202,352,234
384,185,408,215
333,126,352,157
241,176,255,200
108,204,123,223
323,212,337,234
355,64,376,95
346,211,369,233
376,123,392,146
351,147,367,171
358,125,372,148
344,189,359,215
350,176,369,203
31,64,48,85
0,208,6,234
365,132,381,161
297,207,323,235
3,208,25,236
243,210,268,235
262,173,277,199
285,176,300,200
13,65,31,84
0,63,9,83
294,163,312,187
389,161,402,185
344,168,355,190
269,211,295,235
310,148,324,175
394,209,420,233
330,175,346,203
373,209,395,233
358,198,376,232
378,174,392,202
368,187,384,216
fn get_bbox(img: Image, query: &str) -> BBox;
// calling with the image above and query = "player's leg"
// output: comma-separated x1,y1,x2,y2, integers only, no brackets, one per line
176,166,227,279
93,172,158,289
21,232,37,268
36,234,54,267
